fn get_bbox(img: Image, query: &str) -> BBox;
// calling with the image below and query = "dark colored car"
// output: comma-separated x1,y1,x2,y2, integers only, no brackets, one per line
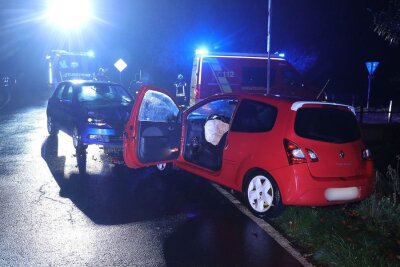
46,80,133,167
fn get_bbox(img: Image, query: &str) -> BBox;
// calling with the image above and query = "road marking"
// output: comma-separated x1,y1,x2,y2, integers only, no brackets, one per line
212,183,314,267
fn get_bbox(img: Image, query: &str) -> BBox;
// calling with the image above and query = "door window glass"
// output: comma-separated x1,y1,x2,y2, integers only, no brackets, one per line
282,69,303,87
139,90,179,122
54,84,65,100
187,98,238,121
61,85,74,101
242,67,275,87
231,99,277,132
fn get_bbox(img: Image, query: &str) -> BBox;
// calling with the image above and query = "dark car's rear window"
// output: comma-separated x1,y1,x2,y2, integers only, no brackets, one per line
294,107,361,143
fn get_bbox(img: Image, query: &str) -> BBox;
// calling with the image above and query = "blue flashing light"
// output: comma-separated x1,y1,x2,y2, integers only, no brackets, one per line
87,50,95,58
278,53,285,58
195,48,209,55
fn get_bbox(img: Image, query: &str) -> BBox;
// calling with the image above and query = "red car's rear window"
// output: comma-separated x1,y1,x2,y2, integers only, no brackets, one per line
294,107,361,143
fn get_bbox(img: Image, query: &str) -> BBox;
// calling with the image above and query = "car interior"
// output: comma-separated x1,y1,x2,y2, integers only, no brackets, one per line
183,114,230,171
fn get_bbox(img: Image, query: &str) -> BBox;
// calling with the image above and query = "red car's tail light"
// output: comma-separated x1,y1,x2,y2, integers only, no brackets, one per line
284,139,307,165
306,149,319,162
362,148,372,161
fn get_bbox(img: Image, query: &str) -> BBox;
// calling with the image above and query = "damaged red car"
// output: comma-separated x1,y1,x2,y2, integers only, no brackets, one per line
123,86,375,217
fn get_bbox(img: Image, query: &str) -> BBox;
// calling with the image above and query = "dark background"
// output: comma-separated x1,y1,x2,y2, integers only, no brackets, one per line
0,0,399,107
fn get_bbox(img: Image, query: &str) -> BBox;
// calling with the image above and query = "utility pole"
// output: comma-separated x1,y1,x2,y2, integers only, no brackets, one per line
266,0,272,95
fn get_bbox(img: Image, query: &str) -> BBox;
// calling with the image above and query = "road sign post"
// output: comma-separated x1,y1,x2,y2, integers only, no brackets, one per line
365,61,379,109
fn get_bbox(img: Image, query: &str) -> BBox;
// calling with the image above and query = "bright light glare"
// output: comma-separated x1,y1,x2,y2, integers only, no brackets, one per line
46,0,93,30
274,51,285,58
86,50,95,58
195,48,209,55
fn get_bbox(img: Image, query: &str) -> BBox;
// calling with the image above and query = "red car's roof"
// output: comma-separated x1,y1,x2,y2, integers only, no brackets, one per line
202,92,354,113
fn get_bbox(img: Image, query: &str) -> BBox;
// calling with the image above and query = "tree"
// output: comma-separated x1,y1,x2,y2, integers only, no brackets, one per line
372,0,400,45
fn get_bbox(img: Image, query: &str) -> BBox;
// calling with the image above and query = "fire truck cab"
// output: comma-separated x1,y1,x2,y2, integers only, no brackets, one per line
189,52,318,106
46,50,97,89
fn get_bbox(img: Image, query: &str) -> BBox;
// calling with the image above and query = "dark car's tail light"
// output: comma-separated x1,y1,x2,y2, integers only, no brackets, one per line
284,139,307,165
362,148,372,161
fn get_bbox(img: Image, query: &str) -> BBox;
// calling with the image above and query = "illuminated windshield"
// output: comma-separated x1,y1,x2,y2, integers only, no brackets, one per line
57,55,95,80
78,84,133,104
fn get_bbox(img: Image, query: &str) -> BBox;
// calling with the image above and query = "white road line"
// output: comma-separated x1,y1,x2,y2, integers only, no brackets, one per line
212,183,314,267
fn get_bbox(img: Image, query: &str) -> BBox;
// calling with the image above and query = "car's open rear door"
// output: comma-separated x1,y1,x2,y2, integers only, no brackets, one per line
123,86,181,168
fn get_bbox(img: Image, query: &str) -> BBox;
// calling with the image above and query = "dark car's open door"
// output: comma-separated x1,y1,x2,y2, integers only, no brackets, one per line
123,86,181,168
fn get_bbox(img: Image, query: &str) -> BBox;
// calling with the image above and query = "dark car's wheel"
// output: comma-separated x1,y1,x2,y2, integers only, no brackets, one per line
47,115,59,136
243,171,284,218
72,126,87,150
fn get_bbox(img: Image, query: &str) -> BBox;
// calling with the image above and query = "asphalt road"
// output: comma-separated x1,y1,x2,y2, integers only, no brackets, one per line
0,98,304,266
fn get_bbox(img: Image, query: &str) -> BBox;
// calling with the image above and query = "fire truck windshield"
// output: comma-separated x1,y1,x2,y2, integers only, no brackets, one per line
56,55,95,81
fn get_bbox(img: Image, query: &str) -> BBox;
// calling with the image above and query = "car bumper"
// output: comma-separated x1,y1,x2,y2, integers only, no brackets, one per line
81,126,123,146
271,164,375,206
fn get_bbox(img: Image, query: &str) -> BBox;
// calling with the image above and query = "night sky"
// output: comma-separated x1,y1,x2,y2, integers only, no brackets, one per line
0,0,399,107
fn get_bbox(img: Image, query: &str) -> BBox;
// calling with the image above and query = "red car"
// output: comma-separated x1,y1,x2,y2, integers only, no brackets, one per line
123,86,374,217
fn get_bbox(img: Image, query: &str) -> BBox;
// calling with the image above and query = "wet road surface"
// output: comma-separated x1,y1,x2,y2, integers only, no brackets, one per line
0,101,304,266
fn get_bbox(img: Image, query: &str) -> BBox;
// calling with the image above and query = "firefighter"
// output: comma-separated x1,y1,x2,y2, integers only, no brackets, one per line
174,74,187,107
95,68,108,81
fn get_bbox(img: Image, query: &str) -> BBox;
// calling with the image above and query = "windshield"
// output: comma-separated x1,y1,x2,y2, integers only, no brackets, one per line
57,55,96,80
294,107,361,143
78,84,133,105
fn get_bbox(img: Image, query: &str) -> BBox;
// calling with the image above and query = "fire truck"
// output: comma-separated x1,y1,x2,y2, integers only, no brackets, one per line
46,50,97,89
188,52,319,106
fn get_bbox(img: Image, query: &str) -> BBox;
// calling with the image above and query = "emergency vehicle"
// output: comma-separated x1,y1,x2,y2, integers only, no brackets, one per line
188,52,319,106
46,50,97,89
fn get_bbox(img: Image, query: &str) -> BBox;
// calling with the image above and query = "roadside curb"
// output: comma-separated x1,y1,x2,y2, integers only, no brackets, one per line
213,183,314,267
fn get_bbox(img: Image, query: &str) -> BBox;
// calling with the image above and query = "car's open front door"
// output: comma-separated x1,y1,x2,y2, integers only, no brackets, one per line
123,86,181,168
